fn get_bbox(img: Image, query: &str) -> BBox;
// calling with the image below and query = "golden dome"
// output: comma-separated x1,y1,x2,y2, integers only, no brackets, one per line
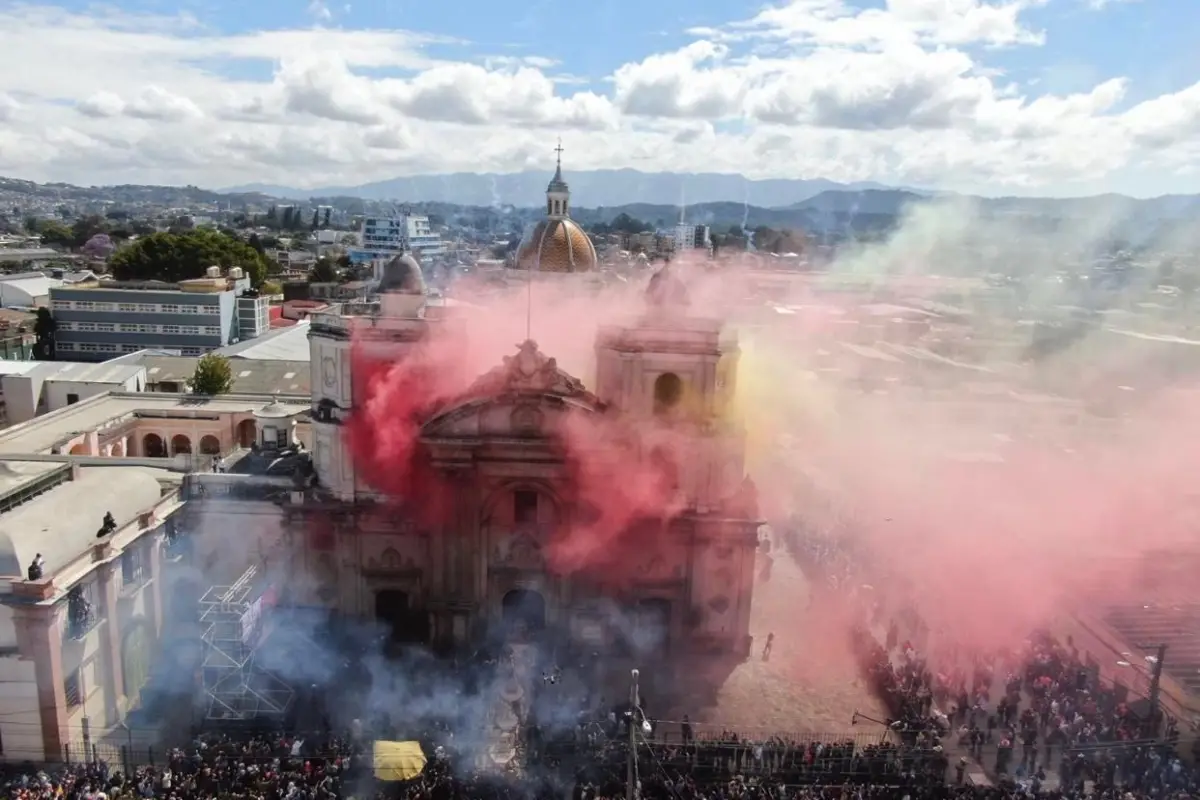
515,218,597,273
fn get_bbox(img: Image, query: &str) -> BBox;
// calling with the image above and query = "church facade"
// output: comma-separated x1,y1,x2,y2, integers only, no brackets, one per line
291,165,760,661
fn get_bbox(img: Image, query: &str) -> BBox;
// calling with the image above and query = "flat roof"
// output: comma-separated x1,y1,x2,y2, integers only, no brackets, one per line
216,323,311,361
0,460,65,496
140,356,310,395
0,392,308,455
20,360,145,384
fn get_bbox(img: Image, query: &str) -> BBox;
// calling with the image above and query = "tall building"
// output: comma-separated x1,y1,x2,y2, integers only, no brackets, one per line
349,213,445,268
674,223,712,253
49,269,269,361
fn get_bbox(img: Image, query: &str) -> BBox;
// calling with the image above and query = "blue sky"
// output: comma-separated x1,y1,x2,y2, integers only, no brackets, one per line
0,0,1198,195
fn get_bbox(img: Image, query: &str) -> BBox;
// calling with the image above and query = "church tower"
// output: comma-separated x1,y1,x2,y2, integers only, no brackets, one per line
593,265,758,657
546,140,570,219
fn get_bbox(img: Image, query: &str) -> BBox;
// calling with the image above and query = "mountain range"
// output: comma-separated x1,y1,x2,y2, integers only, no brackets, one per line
223,169,901,209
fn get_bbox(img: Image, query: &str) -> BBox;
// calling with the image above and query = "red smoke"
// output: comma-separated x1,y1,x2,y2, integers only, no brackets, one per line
339,253,1200,671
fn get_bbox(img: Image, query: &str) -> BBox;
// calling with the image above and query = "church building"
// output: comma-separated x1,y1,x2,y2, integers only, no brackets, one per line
294,157,760,662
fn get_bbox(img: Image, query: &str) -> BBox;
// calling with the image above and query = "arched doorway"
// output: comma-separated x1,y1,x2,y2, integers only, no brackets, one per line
199,435,221,455
237,419,256,448
111,441,125,457
122,621,152,707
501,589,546,633
69,443,87,455
171,434,192,455
653,372,683,416
630,599,671,656
374,589,430,645
142,433,166,458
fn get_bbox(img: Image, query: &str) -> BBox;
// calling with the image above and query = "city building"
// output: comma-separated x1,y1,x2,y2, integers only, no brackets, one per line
674,223,712,253
0,389,310,760
0,271,62,308
348,212,445,268
0,361,147,425
513,147,598,273
48,268,267,361
300,256,758,662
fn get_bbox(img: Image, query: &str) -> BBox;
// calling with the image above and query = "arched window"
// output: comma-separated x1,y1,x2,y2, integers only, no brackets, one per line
199,435,221,455
142,433,166,458
653,372,684,416
170,435,192,455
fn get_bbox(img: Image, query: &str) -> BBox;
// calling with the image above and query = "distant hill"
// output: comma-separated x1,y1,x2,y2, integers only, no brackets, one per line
222,169,901,208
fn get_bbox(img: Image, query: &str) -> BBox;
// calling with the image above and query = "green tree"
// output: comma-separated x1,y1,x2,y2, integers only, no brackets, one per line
310,210,319,230
109,229,269,286
309,256,339,283
190,353,234,395
33,308,56,360
36,220,74,248
323,208,331,228
260,280,283,295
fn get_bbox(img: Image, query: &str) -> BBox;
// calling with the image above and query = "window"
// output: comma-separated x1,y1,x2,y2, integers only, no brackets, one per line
94,303,116,312
99,344,117,352
136,304,156,313
95,323,115,332
514,490,538,524
162,325,180,334
177,305,195,314
118,303,137,313
138,324,154,333
63,669,81,708
51,300,72,310
180,326,199,335
119,323,139,333
66,393,79,405
74,301,94,310
202,326,220,335
121,547,144,586
77,322,96,332
160,304,180,313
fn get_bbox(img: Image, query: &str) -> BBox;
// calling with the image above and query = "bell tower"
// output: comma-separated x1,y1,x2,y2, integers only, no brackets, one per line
545,139,570,220
593,264,757,658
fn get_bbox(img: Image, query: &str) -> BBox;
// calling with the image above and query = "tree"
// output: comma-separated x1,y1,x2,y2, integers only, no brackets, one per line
309,256,339,283
311,210,319,230
109,229,269,286
190,354,234,395
36,220,74,249
260,280,283,295
33,308,56,360
323,208,331,228
71,215,109,247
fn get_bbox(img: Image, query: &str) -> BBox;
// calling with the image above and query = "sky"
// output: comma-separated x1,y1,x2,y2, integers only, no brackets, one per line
0,0,1197,197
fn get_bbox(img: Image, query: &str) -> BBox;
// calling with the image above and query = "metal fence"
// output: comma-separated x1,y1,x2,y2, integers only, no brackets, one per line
0,742,165,775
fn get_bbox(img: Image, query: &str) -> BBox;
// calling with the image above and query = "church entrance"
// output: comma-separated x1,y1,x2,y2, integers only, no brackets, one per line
374,590,430,645
501,589,546,635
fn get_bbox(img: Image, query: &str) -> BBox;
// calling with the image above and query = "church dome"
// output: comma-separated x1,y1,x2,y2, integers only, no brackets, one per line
379,253,426,294
515,219,598,273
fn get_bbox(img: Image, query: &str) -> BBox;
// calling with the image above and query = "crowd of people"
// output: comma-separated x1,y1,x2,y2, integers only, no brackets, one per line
5,521,1200,799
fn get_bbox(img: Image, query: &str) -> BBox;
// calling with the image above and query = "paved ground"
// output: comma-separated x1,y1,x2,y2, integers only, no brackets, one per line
683,551,889,740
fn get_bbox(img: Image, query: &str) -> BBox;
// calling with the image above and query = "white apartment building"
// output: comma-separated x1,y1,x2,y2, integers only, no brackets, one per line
674,224,712,253
348,213,444,269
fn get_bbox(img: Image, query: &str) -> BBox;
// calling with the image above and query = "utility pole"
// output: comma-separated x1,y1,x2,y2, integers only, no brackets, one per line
627,668,640,800
1147,643,1167,737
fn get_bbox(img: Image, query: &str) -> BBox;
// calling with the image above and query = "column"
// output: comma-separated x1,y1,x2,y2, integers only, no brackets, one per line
146,534,166,641
13,605,69,762
96,563,127,719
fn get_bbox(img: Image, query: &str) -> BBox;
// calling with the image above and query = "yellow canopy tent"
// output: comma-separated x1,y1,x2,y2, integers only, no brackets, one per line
372,740,427,782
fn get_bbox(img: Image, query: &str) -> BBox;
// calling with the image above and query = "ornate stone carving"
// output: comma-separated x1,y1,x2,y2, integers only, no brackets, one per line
365,541,423,573
511,404,544,435
472,340,589,398
492,530,545,571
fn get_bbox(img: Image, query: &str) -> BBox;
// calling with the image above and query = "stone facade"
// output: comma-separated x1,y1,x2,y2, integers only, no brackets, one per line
292,293,760,658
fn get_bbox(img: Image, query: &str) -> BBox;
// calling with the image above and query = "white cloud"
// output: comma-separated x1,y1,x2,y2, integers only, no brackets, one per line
0,1,1194,195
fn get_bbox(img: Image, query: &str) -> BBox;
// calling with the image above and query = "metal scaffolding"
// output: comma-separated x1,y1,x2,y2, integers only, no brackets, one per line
199,565,294,721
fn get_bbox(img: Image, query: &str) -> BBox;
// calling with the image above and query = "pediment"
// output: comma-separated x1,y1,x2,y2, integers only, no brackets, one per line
420,339,602,441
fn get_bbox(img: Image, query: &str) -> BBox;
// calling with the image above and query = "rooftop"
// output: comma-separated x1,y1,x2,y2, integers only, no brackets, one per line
14,360,146,385
0,466,165,578
138,356,310,395
215,323,311,361
0,392,309,455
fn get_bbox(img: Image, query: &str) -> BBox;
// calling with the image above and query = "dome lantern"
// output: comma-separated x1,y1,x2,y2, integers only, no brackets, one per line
546,138,570,220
